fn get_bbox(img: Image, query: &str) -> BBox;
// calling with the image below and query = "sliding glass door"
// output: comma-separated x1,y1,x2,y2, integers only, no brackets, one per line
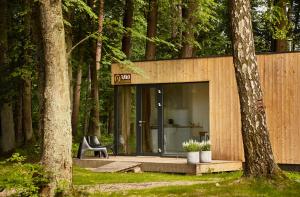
136,85,163,155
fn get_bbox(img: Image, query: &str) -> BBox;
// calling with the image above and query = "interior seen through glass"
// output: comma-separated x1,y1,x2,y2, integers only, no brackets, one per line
117,82,209,155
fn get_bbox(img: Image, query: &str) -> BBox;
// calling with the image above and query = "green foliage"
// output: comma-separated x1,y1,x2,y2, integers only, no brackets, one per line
201,143,211,151
0,153,49,197
182,140,202,152
264,5,292,40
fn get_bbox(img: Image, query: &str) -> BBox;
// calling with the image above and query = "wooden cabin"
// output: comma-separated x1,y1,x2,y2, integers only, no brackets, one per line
111,52,300,165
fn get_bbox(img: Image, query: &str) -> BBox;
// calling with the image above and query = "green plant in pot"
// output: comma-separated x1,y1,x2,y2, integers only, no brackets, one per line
182,140,201,164
200,141,211,163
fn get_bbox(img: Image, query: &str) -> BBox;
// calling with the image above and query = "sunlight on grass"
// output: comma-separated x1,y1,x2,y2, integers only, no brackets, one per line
73,165,241,185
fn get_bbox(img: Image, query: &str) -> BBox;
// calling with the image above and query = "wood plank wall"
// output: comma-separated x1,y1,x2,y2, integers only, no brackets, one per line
111,52,300,164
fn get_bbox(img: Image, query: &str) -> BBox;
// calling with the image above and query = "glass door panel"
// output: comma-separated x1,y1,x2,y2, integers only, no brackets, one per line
137,85,163,155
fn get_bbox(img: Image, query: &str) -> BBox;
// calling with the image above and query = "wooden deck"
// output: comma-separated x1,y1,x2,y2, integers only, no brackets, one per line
74,156,242,175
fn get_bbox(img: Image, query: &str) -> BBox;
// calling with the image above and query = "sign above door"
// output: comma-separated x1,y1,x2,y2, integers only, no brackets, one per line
114,74,131,84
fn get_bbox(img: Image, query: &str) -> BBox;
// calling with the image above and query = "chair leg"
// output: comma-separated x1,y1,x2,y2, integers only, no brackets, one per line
80,150,85,159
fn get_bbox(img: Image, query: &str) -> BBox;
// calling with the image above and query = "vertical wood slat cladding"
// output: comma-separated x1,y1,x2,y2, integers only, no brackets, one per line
112,52,300,164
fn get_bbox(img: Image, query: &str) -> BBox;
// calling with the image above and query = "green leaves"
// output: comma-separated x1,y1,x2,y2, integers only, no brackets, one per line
264,5,292,40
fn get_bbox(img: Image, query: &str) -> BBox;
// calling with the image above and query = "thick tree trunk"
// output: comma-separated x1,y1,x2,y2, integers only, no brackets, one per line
88,0,104,137
230,0,284,178
71,53,83,137
180,0,197,58
145,0,158,60
39,0,72,195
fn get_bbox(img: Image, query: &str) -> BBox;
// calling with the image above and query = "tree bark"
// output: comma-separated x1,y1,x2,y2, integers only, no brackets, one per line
180,0,197,58
0,103,16,154
275,0,288,52
39,0,72,195
32,2,45,140
71,52,83,137
122,0,134,58
88,0,104,137
230,0,284,178
120,0,134,154
145,0,158,60
16,88,24,146
0,0,15,154
22,78,33,143
23,0,34,143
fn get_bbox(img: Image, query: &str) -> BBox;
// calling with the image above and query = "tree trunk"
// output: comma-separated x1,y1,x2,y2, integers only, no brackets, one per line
0,103,16,154
180,0,197,58
22,78,34,143
39,0,72,195
122,0,134,58
230,0,284,178
0,0,15,154
141,0,158,153
65,11,73,108
71,53,83,137
120,0,134,154
23,0,34,143
16,89,24,146
88,0,104,137
145,0,158,60
275,0,288,52
32,2,45,140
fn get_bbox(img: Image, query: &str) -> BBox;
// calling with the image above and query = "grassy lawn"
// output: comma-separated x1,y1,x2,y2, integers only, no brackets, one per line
91,178,300,197
73,166,240,185
73,166,300,197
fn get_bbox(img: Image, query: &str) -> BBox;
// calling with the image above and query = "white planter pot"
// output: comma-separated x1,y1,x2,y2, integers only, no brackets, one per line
200,151,212,163
186,152,199,164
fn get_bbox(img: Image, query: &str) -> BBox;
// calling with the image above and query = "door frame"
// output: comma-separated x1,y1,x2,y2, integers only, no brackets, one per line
136,84,164,156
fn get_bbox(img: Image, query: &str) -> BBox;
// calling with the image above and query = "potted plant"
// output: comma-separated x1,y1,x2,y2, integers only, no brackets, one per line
200,141,211,163
182,140,201,164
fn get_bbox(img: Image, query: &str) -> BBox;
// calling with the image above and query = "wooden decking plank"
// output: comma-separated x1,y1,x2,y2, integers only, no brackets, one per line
90,161,141,172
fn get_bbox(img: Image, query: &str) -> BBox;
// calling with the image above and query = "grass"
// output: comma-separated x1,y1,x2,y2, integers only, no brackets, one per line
72,166,300,197
73,166,240,185
91,178,300,197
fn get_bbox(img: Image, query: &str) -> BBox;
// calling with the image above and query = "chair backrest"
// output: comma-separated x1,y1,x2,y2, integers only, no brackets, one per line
87,136,101,148
81,136,92,149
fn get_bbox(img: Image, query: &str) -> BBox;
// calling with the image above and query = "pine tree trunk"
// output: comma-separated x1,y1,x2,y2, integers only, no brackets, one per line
275,0,288,52
122,0,134,57
145,0,158,60
120,0,134,153
32,3,45,140
23,0,34,143
88,0,104,137
230,0,284,178
71,53,83,137
22,78,34,143
0,0,15,154
16,89,24,146
180,0,197,58
0,103,16,154
39,0,72,195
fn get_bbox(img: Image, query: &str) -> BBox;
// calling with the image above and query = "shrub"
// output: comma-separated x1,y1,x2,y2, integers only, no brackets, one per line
182,140,201,152
0,153,49,196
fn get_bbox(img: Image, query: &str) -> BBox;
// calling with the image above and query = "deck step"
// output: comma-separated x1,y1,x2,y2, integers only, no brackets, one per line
88,161,142,173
